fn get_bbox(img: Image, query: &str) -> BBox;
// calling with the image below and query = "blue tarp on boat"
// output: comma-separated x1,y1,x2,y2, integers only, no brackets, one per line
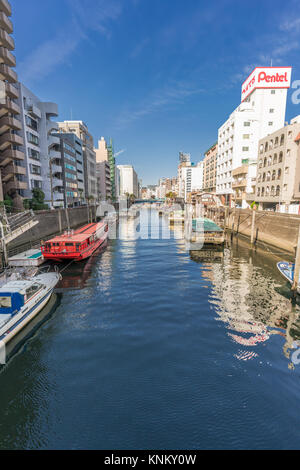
192,218,223,233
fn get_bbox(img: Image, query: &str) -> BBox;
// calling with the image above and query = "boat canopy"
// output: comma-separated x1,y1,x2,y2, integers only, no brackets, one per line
0,292,24,315
192,218,223,232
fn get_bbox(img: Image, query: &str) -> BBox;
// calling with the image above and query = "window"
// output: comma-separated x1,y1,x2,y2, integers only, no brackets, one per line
65,163,76,171
27,132,39,146
26,115,38,131
63,142,76,154
28,148,40,160
0,296,12,308
269,109,274,113
243,134,250,139
244,122,250,127
242,147,249,151
271,90,276,94
268,122,273,126
30,164,41,175
26,284,41,300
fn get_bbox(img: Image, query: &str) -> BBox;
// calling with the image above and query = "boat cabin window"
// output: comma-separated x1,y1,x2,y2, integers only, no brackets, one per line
0,296,12,308
76,243,81,251
25,284,41,300
65,243,74,247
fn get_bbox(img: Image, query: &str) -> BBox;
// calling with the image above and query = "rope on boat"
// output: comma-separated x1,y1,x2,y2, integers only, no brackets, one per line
58,260,75,274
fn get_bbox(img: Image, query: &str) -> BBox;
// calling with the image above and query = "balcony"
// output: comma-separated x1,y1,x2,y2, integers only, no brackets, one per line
1,97,20,115
0,148,25,167
48,134,60,149
0,46,15,67
0,0,12,17
0,116,22,134
0,131,23,150
0,63,16,82
232,165,249,177
51,164,62,174
2,163,26,182
232,178,247,189
52,178,64,188
4,178,27,193
27,103,41,119
5,82,18,99
0,11,13,34
47,120,58,134
0,29,14,50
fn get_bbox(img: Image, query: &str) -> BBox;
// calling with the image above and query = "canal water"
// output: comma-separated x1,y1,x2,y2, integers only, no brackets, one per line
0,209,299,450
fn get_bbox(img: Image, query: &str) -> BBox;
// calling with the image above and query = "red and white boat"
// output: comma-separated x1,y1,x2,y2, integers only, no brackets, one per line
41,222,108,262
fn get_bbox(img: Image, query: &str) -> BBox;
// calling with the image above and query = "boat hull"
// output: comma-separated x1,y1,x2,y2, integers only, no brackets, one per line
0,272,61,364
43,231,108,262
277,261,300,294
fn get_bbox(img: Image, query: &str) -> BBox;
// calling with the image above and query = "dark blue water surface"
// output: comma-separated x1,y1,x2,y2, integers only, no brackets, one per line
0,210,299,450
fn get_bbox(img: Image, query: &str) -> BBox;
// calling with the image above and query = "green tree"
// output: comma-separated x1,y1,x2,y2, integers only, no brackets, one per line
31,189,48,211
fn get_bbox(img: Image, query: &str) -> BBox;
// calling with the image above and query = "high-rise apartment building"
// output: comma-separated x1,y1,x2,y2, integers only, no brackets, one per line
216,67,292,206
96,160,112,201
58,121,97,201
203,143,217,193
94,137,114,201
57,132,85,204
18,83,60,207
255,116,300,213
117,164,139,198
0,0,27,208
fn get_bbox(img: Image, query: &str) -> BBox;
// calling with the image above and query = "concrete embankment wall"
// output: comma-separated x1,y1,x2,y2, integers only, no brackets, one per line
8,206,98,254
208,207,300,255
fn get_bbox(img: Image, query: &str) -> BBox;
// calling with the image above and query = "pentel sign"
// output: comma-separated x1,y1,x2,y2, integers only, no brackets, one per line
241,67,292,102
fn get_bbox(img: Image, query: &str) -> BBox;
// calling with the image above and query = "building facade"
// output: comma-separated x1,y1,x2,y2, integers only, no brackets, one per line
117,164,139,198
255,116,300,213
203,143,217,193
58,121,97,201
0,0,27,207
94,137,113,201
216,67,291,207
18,83,60,207
58,132,85,204
96,160,112,201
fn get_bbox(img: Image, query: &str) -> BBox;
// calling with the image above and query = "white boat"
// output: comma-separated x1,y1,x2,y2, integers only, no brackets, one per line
277,261,300,294
0,271,61,364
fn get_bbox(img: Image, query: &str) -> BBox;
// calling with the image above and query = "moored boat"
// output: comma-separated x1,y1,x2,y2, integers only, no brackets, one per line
191,218,225,245
41,222,108,262
277,261,300,294
0,271,61,364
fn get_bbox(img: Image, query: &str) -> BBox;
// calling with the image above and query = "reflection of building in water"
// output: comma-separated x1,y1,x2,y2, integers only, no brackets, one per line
203,246,300,363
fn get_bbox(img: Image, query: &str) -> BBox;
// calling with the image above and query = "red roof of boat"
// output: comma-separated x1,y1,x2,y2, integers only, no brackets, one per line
46,223,105,243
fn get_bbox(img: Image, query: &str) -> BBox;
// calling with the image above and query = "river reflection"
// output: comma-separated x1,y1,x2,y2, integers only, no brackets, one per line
0,209,300,450
190,237,300,367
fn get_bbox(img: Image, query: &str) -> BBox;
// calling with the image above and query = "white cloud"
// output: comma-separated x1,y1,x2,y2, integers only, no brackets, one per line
113,81,204,129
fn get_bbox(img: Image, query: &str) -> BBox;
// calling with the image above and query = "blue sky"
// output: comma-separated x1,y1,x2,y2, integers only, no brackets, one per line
11,0,300,185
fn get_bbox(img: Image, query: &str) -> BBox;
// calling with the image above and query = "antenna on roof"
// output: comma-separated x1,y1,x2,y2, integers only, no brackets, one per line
270,59,273,67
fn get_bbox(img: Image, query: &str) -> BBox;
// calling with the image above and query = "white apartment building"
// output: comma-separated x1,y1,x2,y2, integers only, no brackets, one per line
117,164,139,198
216,67,292,207
18,83,61,206
178,161,204,202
